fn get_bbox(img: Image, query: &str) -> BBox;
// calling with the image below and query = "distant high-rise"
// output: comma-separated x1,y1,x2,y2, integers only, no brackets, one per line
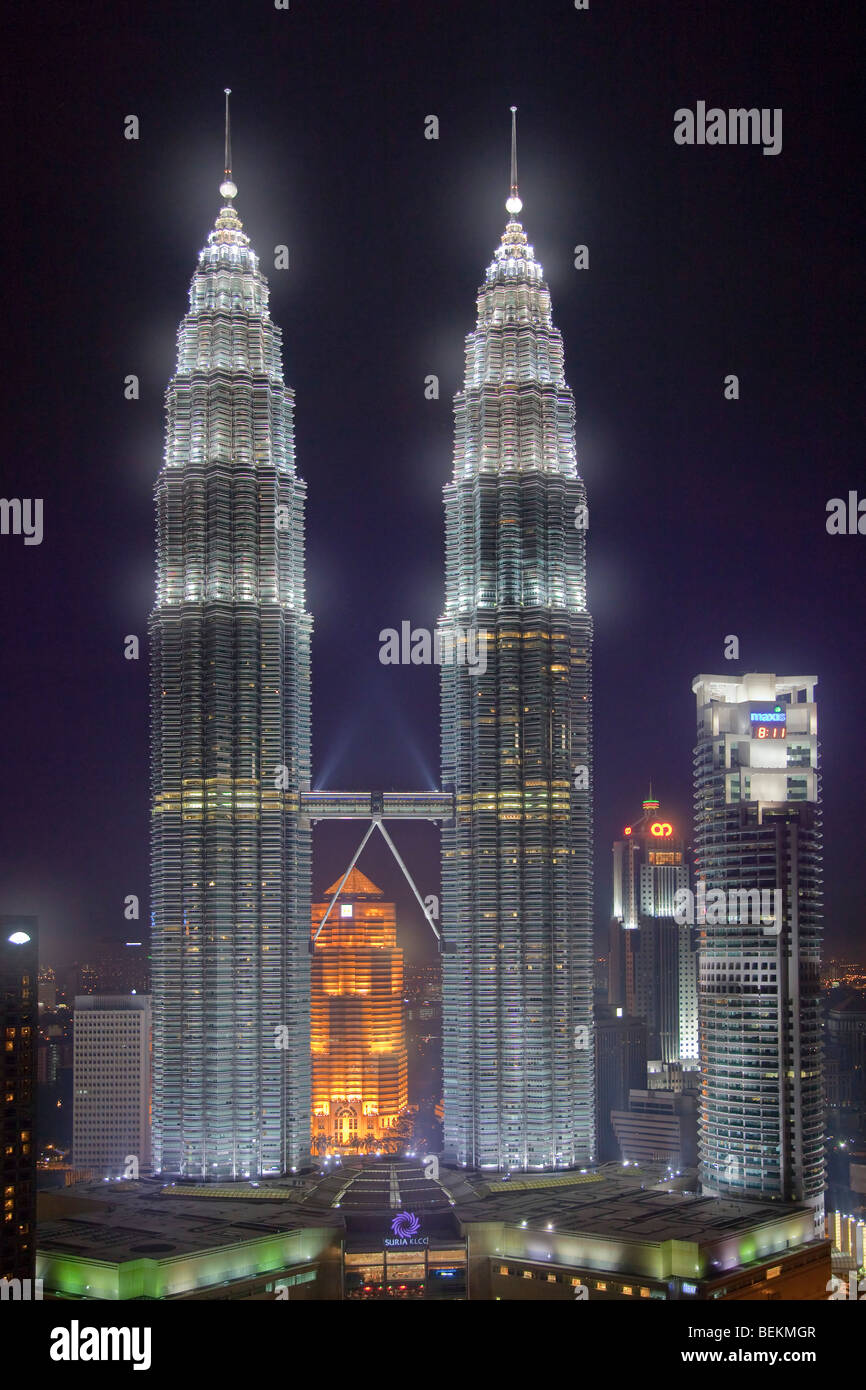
594,998,647,1163
73,995,152,1176
692,673,824,1226
310,870,408,1154
440,112,593,1171
0,917,37,1284
150,95,312,1178
609,792,698,1069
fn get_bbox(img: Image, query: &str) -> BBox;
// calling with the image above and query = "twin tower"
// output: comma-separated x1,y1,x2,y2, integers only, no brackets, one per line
149,105,594,1180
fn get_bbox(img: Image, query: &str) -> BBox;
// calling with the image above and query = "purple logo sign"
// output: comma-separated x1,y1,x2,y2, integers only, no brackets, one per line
390,1211,421,1239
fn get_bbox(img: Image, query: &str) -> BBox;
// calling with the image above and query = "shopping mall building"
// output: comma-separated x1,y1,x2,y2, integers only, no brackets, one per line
37,1158,829,1302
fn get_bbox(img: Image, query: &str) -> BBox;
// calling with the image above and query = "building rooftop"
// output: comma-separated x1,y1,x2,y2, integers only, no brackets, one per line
321,868,382,900
39,1180,339,1266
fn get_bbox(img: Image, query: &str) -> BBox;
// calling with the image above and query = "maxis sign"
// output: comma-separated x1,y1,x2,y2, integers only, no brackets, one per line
384,1211,429,1249
750,706,787,740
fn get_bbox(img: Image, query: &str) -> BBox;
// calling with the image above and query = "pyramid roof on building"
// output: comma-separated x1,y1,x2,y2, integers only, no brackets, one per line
323,868,383,899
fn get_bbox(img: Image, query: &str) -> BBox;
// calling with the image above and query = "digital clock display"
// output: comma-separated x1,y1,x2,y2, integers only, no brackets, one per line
750,705,787,739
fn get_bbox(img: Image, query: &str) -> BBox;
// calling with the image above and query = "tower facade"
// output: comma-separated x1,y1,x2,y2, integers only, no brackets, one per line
150,120,312,1178
310,869,409,1154
692,673,824,1225
440,118,594,1169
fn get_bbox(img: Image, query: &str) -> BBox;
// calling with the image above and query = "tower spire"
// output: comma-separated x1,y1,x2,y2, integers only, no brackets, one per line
220,88,237,202
506,105,522,217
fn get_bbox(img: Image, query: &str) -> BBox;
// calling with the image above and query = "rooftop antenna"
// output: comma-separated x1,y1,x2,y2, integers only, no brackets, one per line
506,105,522,216
220,88,237,201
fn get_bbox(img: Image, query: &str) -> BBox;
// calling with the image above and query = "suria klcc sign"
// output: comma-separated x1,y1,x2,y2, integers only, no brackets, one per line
385,1211,428,1248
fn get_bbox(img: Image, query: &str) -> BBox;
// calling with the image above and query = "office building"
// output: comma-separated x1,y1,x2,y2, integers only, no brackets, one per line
611,1089,698,1169
311,870,409,1154
609,792,698,1069
692,673,824,1227
73,995,152,1176
595,999,647,1162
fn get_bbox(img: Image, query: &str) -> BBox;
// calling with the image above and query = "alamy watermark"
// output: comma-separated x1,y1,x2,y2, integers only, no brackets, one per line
674,103,782,157
379,622,488,675
49,1323,151,1370
0,1276,43,1300
674,884,781,933
826,493,866,535
0,497,43,545
827,1272,866,1300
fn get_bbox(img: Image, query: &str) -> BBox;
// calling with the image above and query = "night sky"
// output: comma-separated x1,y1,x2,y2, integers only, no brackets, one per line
2,0,863,965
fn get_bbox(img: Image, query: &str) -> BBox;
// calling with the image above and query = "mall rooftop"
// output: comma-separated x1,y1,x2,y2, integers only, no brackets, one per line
36,1159,828,1300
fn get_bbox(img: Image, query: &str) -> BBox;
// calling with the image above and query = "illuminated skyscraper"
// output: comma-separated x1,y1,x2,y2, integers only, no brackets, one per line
150,96,312,1178
440,113,593,1169
0,917,37,1285
310,869,409,1154
609,793,698,1070
692,673,824,1227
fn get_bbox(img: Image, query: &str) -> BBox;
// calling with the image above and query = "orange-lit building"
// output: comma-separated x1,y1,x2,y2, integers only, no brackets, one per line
311,870,409,1155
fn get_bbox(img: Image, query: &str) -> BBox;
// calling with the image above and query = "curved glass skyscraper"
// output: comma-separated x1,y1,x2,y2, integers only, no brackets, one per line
440,117,594,1170
150,114,312,1179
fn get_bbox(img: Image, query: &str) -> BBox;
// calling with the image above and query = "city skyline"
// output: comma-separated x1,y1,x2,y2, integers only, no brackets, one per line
1,0,863,1329
2,4,862,971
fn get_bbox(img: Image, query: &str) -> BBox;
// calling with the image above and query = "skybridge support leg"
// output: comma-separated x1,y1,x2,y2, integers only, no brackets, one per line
374,818,442,947
310,819,378,949
308,816,443,951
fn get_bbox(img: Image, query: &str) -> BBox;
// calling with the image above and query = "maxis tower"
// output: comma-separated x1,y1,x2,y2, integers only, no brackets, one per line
440,113,594,1170
692,673,824,1226
150,96,312,1178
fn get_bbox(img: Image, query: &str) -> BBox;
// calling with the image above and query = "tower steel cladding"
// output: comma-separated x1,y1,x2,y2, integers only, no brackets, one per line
692,674,824,1227
440,114,593,1170
150,99,312,1178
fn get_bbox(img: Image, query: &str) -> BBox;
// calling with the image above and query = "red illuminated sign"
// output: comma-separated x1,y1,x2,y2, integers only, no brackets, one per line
650,822,673,838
